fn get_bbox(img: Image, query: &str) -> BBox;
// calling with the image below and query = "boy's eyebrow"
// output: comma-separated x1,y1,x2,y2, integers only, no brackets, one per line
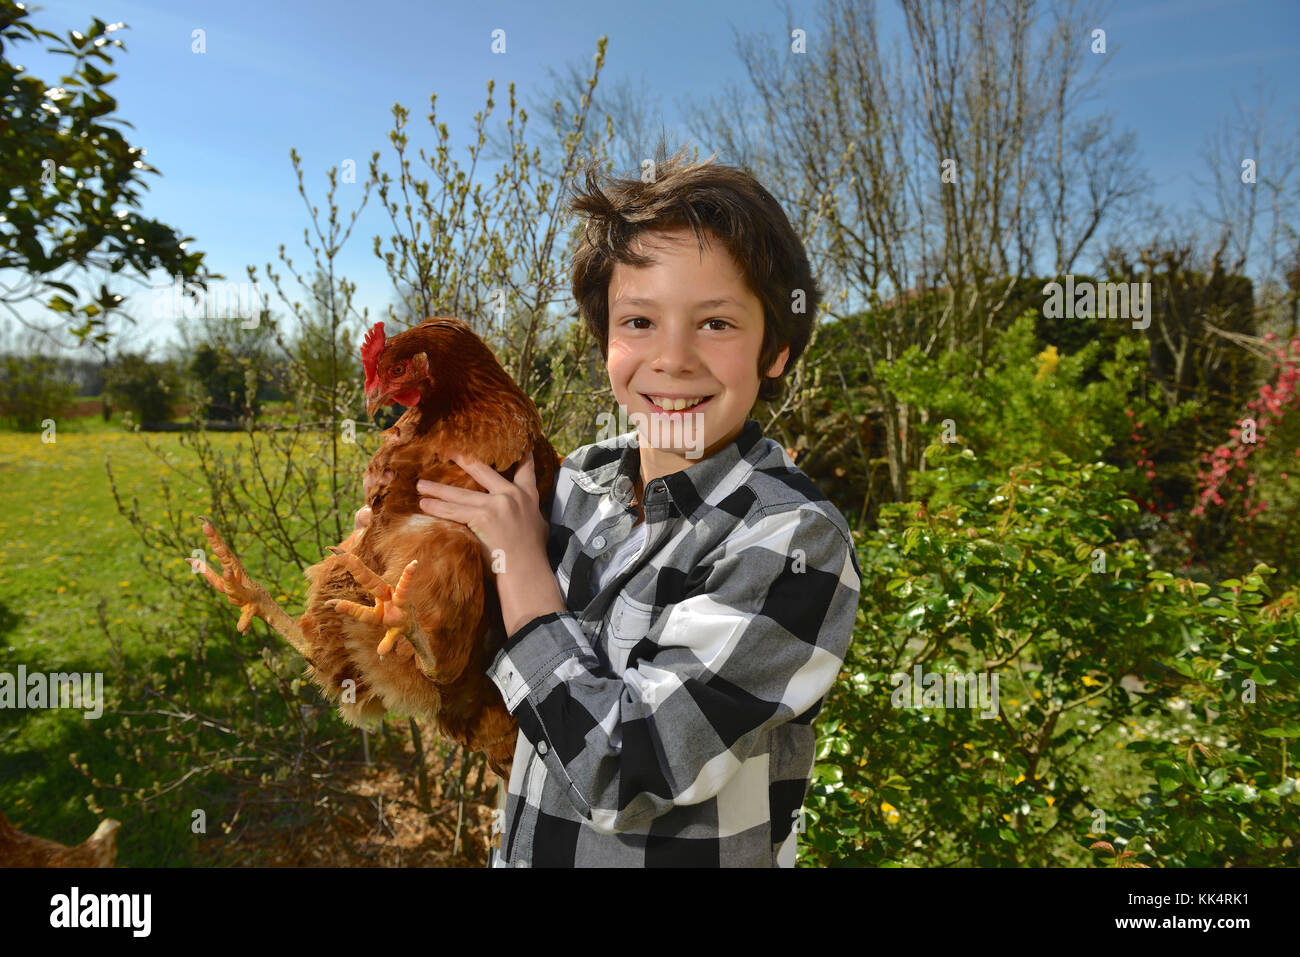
613,296,743,309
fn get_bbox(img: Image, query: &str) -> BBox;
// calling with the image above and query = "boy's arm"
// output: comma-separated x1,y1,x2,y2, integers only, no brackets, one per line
488,506,861,834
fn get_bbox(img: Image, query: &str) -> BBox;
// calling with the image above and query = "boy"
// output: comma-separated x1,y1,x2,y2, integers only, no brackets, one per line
417,147,861,867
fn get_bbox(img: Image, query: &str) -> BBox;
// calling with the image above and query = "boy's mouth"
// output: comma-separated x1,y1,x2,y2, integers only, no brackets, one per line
641,394,714,415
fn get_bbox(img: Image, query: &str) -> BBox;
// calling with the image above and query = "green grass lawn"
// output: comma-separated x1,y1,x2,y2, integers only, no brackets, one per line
0,412,376,852
2,420,236,668
0,419,239,840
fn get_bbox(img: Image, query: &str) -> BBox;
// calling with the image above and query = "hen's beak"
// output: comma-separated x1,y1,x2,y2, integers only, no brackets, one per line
365,386,392,419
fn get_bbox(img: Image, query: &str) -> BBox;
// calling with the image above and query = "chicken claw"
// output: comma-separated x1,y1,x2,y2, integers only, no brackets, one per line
192,516,271,634
325,546,421,661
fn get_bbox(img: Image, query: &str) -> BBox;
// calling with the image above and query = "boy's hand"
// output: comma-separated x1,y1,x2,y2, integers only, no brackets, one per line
416,452,548,572
336,503,371,551
417,451,564,636
342,465,390,550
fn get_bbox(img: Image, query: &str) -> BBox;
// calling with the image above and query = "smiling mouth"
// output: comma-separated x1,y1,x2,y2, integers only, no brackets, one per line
642,394,714,414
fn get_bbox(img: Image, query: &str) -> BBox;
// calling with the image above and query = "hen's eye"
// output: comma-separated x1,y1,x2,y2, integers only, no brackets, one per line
390,364,405,376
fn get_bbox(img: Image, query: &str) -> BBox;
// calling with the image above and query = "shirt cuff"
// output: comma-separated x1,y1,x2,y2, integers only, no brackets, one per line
488,610,589,713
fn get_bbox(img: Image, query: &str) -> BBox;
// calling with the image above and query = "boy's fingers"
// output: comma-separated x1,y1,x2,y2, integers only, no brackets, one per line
515,450,537,489
354,506,371,529
417,481,482,504
451,453,511,492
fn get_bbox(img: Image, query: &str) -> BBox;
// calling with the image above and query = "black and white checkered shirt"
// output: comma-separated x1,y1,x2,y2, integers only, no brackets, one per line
487,417,861,867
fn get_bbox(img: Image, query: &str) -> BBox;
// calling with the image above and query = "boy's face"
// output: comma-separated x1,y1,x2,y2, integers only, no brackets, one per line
605,226,789,479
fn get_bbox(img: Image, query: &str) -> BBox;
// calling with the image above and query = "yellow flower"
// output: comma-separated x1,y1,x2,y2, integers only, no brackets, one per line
1045,796,1055,807
1014,773,1026,785
1081,675,1099,687
1008,698,1018,707
880,801,900,824
1002,813,1013,822
1035,345,1060,380
1033,691,1042,699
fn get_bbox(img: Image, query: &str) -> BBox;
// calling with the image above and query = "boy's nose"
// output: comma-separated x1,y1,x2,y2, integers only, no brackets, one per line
651,332,699,373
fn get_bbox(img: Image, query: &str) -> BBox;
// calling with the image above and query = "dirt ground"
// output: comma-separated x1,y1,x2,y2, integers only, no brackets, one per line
193,729,504,868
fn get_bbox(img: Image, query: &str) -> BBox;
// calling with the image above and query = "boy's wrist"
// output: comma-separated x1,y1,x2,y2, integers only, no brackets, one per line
497,548,566,637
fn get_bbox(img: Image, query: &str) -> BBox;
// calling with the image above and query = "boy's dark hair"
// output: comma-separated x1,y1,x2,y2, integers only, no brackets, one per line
568,144,821,403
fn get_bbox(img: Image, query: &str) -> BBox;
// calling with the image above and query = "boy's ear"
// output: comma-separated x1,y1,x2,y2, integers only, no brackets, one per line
765,343,791,378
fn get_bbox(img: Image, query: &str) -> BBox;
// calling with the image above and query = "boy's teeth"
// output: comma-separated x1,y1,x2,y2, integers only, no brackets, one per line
650,395,706,410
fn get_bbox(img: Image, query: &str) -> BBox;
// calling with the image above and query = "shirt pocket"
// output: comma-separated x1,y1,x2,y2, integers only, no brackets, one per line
609,591,656,643
605,593,656,673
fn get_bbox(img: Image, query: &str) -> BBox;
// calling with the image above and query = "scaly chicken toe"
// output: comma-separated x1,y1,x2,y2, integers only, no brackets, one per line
192,517,267,634
325,547,427,666
189,518,311,657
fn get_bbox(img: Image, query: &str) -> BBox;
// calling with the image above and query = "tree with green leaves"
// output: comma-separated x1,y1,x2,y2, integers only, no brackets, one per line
0,0,214,345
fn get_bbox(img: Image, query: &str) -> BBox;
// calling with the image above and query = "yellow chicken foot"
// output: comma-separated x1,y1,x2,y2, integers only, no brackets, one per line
324,546,426,664
191,517,309,657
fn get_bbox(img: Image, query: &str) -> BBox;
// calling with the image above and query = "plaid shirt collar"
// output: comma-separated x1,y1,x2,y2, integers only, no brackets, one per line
569,417,767,524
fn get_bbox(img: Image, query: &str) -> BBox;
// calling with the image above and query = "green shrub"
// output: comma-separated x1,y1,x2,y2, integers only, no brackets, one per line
800,441,1298,866
0,353,79,430
104,352,182,423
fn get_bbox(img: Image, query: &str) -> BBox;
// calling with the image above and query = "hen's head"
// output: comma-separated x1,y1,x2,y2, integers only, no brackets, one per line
362,321,432,417
361,317,512,418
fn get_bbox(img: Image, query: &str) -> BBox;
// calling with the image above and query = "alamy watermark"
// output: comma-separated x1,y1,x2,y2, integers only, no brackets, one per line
596,403,706,459
1042,275,1150,330
50,887,150,937
152,274,264,328
0,666,103,719
890,665,1000,719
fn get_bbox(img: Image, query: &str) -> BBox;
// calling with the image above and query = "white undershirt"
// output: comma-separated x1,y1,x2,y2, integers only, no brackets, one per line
591,522,647,598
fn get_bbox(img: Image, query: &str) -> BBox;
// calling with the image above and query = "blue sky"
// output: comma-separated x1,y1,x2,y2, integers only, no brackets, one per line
6,0,1299,356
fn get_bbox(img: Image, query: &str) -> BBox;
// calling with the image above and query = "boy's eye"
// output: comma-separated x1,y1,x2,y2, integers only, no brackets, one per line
621,317,732,330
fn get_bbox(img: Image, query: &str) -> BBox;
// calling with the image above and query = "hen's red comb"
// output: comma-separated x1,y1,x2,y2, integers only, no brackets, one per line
362,322,386,387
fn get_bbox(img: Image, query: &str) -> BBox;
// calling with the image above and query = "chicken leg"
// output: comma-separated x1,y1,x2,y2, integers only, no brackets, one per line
324,546,439,679
190,518,309,658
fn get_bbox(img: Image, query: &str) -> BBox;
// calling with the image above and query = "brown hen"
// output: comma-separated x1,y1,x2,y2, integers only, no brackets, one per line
0,811,120,867
193,317,560,778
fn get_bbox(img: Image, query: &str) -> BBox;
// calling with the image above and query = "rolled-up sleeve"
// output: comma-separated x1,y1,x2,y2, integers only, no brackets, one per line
487,506,861,833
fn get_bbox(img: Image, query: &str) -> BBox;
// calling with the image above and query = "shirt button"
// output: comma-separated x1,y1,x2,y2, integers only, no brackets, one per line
537,740,549,755
611,474,634,505
592,535,606,549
